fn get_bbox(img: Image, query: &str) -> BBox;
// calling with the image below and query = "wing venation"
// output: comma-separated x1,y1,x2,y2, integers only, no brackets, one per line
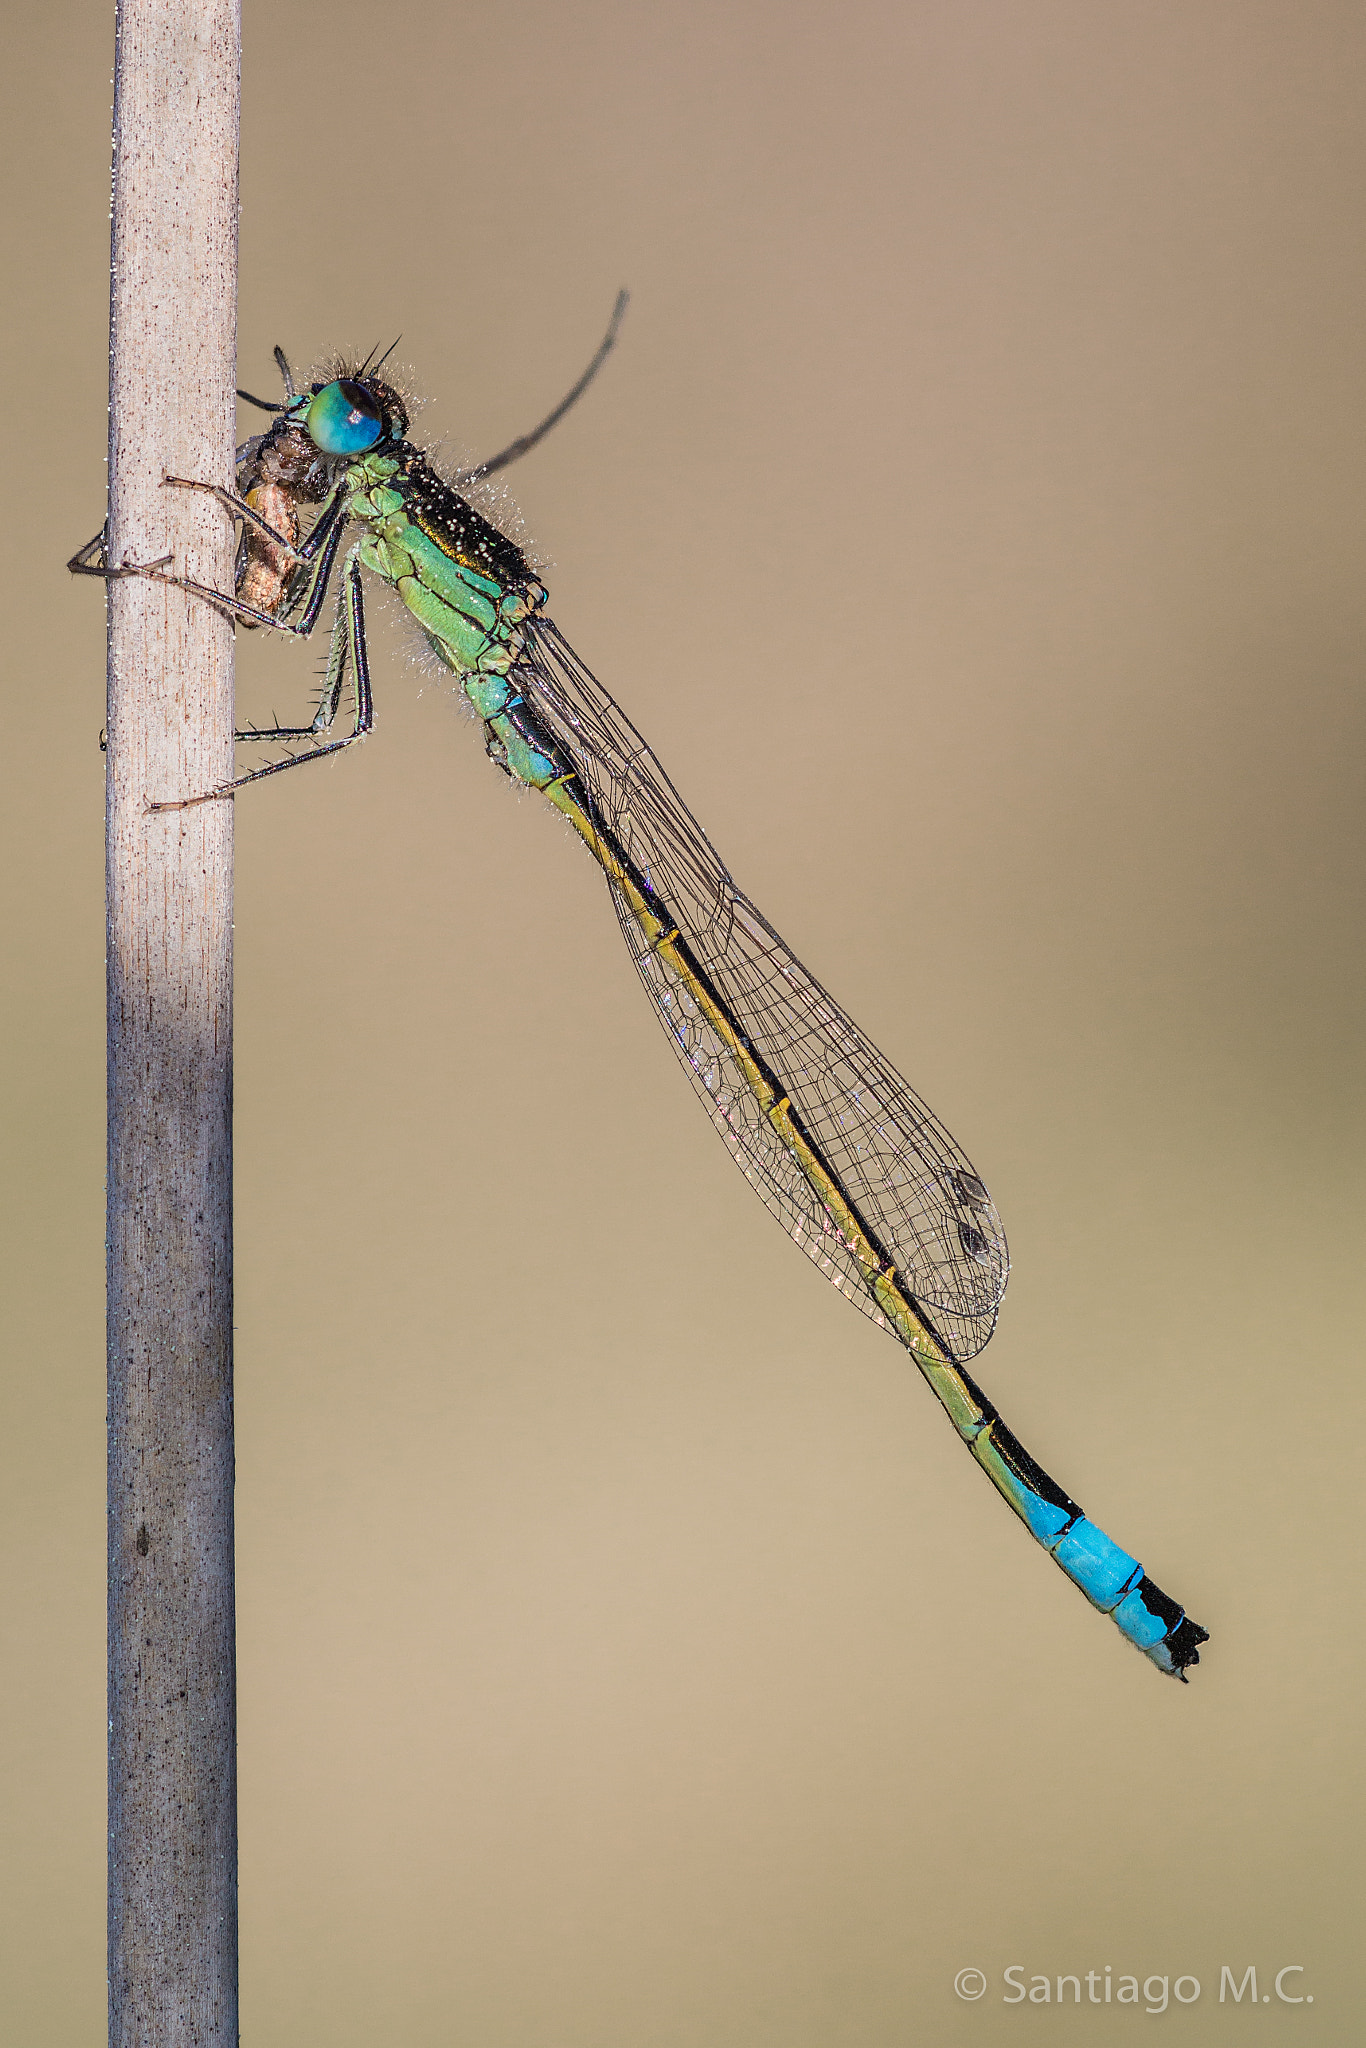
517,618,1008,1362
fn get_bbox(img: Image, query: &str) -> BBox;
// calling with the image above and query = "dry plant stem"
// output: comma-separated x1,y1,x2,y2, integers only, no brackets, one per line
106,3,241,2044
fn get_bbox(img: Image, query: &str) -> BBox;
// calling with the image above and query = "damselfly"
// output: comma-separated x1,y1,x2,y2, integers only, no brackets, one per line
73,311,1208,1678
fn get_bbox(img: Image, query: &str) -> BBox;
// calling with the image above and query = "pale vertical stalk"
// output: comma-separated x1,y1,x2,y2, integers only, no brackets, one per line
106,3,241,2044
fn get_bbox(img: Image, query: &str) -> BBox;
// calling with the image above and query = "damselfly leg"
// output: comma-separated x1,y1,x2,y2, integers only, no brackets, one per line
146,537,374,811
67,531,173,579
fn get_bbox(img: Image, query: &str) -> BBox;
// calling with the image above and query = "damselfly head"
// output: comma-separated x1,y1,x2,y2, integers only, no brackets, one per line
302,375,409,457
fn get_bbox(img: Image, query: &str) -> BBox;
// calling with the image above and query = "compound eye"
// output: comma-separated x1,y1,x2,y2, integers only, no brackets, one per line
305,378,385,455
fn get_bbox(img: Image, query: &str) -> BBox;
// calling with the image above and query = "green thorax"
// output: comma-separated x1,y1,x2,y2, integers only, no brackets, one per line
343,447,548,705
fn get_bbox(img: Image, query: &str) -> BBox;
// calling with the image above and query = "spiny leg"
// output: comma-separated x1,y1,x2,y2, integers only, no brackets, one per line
83,480,356,794
122,482,350,643
66,474,342,599
161,471,350,580
161,474,308,563
67,527,173,578
228,545,374,783
148,546,374,809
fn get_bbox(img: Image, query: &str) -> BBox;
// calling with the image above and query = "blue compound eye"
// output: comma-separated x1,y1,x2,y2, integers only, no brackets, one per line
305,379,385,455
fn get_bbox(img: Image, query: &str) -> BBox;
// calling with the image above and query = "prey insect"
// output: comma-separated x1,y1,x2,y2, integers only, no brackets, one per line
72,306,1208,1677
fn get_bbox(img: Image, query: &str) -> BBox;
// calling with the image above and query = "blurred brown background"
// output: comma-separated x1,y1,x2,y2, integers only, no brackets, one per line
2,1,1363,2040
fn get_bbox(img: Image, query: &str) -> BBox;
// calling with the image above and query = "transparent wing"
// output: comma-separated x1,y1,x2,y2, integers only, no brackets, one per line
517,618,1009,1362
